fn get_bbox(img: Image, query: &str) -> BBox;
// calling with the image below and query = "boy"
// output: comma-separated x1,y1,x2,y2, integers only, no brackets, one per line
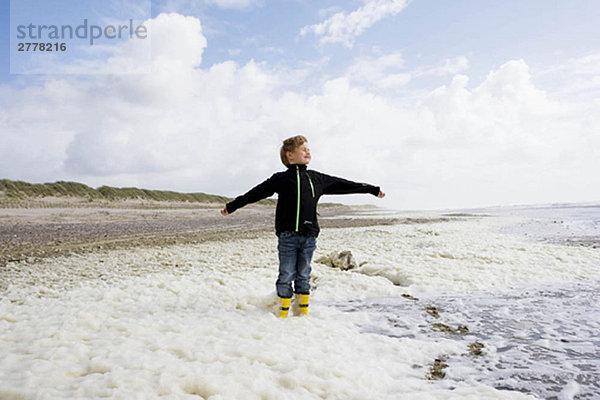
221,135,385,317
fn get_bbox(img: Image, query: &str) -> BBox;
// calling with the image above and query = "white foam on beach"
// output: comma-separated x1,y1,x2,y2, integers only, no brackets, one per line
1,215,599,399
317,217,600,296
336,278,600,399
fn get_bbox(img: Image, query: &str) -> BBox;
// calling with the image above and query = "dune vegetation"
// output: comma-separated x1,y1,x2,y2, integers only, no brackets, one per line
0,179,238,204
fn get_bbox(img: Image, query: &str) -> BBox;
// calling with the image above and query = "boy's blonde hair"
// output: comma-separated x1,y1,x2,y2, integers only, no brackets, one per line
280,135,308,166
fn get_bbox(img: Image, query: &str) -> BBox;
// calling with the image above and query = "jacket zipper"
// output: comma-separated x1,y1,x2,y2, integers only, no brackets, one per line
308,175,315,198
295,165,300,232
296,165,316,232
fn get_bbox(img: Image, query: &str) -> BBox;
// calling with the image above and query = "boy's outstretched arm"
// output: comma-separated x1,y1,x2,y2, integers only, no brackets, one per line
220,175,277,216
319,172,384,198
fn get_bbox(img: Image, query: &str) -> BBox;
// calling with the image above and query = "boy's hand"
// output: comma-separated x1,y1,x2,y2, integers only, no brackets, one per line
377,190,386,199
220,206,229,216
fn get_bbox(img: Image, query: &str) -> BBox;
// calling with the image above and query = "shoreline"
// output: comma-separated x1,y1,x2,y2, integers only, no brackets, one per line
3,200,598,268
0,203,452,267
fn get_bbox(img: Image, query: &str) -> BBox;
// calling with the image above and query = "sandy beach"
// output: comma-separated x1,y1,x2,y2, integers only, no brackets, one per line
1,202,599,399
0,202,413,268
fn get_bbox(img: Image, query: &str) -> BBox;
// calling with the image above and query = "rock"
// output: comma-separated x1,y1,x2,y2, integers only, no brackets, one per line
402,293,419,301
425,306,440,318
431,323,470,335
469,342,484,356
432,323,454,334
316,250,358,271
426,355,449,380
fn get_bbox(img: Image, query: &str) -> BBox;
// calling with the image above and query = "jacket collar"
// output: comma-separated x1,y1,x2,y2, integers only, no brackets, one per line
288,164,308,171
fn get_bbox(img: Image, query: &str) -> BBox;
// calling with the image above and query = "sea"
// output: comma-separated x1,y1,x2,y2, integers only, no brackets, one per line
336,203,600,400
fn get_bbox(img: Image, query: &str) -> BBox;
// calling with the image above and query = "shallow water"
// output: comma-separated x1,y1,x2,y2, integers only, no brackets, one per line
334,274,599,399
486,204,600,248
332,204,600,399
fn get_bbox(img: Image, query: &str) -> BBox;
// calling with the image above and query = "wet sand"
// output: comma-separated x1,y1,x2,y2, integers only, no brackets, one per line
0,203,417,267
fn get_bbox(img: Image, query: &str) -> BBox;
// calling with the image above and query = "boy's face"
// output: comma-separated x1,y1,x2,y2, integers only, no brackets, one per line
287,142,311,165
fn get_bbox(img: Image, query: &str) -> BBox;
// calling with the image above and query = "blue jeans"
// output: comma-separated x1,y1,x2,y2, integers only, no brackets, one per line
276,232,317,298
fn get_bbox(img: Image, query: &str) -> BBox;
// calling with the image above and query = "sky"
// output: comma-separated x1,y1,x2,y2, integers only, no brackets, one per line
1,0,599,210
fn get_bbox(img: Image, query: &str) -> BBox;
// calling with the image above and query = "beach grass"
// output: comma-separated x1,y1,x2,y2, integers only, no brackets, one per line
0,178,276,206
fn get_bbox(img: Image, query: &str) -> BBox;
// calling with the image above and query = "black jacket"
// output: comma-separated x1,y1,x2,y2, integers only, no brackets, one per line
226,164,380,237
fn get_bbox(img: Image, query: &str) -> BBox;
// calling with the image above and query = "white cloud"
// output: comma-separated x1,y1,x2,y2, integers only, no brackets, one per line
405,59,600,207
544,52,600,76
145,13,207,69
537,51,600,99
318,6,343,19
413,56,470,77
1,13,599,209
345,54,468,89
346,52,409,88
300,0,410,48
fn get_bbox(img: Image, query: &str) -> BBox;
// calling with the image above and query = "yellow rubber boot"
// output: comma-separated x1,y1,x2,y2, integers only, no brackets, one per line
297,294,310,316
279,297,292,318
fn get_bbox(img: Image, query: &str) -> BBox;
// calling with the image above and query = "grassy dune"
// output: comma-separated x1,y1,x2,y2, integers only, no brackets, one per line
0,179,232,203
0,180,103,199
0,179,279,208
